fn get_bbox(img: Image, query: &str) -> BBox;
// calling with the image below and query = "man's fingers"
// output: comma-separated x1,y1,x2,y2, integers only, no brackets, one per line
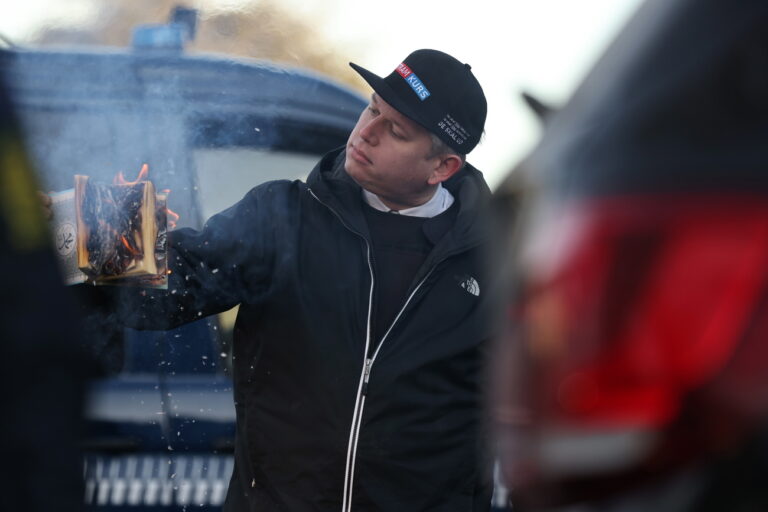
38,190,53,219
37,190,52,206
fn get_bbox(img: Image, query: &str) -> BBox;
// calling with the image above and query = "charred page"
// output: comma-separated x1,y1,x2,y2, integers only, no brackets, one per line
51,175,168,288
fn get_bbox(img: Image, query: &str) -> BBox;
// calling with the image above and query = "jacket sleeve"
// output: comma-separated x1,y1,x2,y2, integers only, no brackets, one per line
113,183,281,330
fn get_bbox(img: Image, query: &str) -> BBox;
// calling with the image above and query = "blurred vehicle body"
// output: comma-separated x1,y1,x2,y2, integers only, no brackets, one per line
0,20,365,510
0,71,89,512
492,0,768,510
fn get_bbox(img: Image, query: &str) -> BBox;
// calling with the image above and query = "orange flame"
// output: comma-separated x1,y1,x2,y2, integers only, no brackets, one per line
166,207,180,230
111,164,181,229
159,188,180,229
114,163,149,186
120,234,140,256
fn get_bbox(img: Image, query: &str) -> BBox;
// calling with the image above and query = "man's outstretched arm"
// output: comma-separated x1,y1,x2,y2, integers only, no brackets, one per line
82,184,278,331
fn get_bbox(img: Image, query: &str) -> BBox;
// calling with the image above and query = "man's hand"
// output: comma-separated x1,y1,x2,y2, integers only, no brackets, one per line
38,191,53,220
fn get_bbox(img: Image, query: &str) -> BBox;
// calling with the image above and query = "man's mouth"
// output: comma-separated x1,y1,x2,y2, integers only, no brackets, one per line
350,144,372,165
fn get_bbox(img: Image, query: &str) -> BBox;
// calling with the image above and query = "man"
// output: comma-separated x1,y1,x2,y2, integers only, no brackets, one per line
115,49,492,511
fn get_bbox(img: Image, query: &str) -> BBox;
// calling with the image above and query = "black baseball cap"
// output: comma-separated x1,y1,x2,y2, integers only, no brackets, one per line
349,49,487,154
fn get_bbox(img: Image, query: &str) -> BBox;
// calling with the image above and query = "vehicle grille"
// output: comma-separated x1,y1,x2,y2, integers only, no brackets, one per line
83,454,233,508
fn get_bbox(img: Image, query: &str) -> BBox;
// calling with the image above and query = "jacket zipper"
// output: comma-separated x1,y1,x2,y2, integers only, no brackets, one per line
308,190,375,512
343,269,435,512
309,189,436,512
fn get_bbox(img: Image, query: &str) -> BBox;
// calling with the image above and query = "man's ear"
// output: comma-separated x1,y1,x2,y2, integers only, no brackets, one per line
427,154,463,185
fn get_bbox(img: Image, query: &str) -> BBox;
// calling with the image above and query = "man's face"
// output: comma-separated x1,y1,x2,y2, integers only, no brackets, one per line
345,94,442,210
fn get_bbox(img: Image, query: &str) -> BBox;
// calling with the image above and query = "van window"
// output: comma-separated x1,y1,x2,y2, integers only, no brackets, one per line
193,147,317,222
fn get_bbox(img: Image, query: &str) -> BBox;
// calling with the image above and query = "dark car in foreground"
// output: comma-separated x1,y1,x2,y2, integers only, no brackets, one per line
491,0,768,510
1,17,365,510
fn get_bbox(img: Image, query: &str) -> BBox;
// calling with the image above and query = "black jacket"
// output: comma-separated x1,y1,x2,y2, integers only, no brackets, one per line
122,147,494,511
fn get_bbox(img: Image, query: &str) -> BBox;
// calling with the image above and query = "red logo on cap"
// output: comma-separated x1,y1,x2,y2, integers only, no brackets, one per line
396,63,412,78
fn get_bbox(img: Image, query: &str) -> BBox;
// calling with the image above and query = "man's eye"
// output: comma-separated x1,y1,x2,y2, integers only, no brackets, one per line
391,130,404,140
368,107,379,115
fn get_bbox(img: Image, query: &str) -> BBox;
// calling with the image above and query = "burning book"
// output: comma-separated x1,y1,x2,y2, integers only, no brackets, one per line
51,165,171,288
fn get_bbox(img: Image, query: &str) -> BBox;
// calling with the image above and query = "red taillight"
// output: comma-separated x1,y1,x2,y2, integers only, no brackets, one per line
519,195,768,428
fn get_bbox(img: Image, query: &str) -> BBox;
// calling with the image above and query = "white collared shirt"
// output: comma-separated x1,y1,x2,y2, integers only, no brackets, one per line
362,184,454,218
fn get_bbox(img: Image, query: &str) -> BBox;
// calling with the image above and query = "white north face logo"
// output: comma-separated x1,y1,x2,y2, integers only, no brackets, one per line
459,276,480,297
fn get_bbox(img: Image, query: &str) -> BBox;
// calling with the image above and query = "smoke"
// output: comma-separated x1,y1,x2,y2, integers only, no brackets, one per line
1,7,364,391
5,48,363,226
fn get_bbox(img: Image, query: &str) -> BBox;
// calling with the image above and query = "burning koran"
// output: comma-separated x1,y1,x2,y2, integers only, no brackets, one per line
50,165,174,288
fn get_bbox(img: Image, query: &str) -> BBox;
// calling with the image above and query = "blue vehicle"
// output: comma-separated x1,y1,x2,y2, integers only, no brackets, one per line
1,15,365,510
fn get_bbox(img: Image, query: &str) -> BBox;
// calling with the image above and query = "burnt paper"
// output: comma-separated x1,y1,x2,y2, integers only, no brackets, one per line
50,175,168,288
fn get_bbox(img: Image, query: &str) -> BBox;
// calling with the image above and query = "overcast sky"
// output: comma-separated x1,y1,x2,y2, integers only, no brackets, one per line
0,0,644,188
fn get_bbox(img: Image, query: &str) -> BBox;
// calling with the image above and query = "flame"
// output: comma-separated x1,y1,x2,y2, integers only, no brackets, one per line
166,206,180,230
111,164,181,229
114,163,149,186
120,234,140,256
159,188,180,230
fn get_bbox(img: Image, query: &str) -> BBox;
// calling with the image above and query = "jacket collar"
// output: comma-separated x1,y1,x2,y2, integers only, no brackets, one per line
307,147,370,236
307,146,491,254
363,184,454,217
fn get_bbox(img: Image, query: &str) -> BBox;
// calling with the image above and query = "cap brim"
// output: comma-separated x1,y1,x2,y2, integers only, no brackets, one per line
349,62,432,134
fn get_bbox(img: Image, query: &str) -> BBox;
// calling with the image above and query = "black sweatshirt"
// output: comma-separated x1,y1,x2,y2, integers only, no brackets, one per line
115,147,494,511
362,202,458,347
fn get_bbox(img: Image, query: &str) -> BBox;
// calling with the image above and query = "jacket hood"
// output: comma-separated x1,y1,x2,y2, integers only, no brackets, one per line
306,146,492,255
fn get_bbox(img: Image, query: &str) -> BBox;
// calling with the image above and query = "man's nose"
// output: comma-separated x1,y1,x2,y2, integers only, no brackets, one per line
360,117,382,145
